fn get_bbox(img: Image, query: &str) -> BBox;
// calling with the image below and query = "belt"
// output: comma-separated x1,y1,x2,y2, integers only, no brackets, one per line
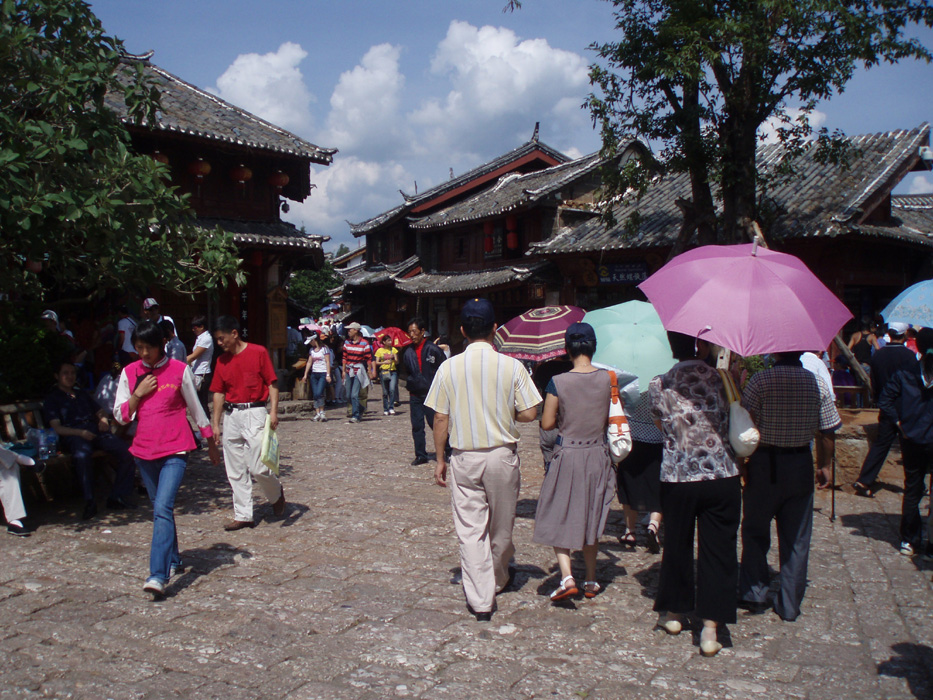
757,443,812,484
554,436,604,447
224,401,266,413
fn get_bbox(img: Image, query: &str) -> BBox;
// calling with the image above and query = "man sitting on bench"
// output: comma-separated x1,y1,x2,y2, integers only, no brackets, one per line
43,360,136,520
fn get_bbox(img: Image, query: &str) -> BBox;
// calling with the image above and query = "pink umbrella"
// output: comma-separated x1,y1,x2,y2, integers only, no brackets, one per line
638,243,852,356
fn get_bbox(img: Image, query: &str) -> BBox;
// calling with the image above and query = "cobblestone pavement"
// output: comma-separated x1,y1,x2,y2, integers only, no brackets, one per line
2,391,932,699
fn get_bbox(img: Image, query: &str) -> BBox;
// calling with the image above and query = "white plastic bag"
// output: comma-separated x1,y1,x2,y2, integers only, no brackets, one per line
718,369,759,458
260,415,280,475
607,371,633,464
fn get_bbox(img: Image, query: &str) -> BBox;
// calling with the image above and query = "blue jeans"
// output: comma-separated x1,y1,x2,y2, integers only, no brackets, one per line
136,455,187,584
380,371,398,412
346,373,364,420
409,393,435,460
309,372,327,409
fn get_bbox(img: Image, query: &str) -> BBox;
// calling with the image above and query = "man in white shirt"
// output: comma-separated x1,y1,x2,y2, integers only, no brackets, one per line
115,305,138,366
187,315,214,416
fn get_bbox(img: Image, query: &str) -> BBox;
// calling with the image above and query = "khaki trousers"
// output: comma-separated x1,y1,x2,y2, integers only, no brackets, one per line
222,407,282,521
0,463,26,523
448,445,521,613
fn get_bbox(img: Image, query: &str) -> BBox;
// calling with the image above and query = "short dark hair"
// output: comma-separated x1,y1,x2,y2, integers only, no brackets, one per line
132,320,165,349
214,315,240,334
191,314,208,329
462,316,494,340
566,337,596,359
667,331,698,361
408,317,427,331
158,319,176,337
54,359,76,374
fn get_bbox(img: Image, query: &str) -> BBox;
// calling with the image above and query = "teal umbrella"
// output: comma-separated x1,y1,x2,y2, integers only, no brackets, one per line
584,301,676,403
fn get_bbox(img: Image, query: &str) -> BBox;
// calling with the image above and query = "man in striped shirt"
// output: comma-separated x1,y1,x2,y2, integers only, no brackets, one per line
342,323,374,423
426,298,542,621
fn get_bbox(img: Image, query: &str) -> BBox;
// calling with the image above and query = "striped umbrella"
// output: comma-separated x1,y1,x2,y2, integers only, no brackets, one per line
494,305,586,361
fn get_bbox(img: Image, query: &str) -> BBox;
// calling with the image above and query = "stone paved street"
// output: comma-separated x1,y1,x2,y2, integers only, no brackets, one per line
2,391,932,699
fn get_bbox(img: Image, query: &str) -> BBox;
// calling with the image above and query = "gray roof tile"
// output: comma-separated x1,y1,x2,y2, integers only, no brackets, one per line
395,261,551,295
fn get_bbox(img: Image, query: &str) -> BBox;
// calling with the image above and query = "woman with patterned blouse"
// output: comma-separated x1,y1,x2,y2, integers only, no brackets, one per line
648,331,741,657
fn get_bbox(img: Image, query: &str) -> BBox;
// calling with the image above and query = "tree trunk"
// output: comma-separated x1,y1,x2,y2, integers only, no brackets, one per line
720,110,760,245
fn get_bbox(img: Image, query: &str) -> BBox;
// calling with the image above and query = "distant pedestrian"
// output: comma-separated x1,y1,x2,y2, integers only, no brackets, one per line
301,334,332,422
187,315,214,418
402,318,446,465
853,321,916,497
114,320,220,599
210,316,286,530
427,298,542,621
342,323,374,423
375,334,399,416
159,319,186,362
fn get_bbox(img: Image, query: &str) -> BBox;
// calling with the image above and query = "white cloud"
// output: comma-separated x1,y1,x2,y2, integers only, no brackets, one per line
321,44,406,159
409,21,590,157
758,108,828,145
284,157,413,247
210,42,314,133
908,174,933,195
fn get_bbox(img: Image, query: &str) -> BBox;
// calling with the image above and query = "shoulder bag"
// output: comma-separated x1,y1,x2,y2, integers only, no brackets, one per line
717,368,760,458
607,371,633,464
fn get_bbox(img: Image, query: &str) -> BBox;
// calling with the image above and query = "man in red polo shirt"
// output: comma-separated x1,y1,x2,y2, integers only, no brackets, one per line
211,316,285,531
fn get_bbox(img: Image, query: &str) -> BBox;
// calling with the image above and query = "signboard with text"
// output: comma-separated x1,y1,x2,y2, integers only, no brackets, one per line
597,262,648,285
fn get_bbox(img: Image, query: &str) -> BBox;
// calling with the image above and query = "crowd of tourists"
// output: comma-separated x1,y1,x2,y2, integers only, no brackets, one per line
3,296,931,659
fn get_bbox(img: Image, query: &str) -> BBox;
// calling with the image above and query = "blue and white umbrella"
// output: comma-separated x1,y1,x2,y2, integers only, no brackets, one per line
882,280,933,328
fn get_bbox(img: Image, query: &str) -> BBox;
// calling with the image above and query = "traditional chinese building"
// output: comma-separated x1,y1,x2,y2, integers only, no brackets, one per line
108,52,336,365
342,128,646,338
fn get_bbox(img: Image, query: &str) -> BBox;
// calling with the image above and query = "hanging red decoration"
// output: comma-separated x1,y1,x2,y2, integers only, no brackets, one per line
187,158,211,179
268,170,290,191
484,235,494,253
250,250,263,267
25,258,43,273
151,150,170,165
483,221,494,237
505,214,518,231
506,230,519,250
230,164,253,184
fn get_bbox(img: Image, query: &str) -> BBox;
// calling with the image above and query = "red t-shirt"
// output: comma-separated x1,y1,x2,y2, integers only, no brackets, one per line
210,343,277,403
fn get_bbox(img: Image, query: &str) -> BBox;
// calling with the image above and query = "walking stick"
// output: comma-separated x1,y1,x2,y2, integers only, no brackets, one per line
831,451,836,522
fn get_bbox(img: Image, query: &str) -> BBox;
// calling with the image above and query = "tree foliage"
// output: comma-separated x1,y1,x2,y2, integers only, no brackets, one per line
585,0,933,248
0,0,243,300
288,263,341,316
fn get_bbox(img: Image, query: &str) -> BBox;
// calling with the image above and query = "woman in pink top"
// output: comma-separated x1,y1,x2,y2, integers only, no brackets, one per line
114,321,220,599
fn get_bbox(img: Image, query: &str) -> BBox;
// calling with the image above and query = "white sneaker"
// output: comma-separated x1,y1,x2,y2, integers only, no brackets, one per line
311,413,320,422
320,415,326,422
143,577,165,599
389,409,396,415
384,411,389,416
900,541,916,556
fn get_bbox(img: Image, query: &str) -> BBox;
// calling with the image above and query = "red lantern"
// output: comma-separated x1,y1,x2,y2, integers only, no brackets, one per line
506,231,519,250
250,250,263,267
151,150,169,165
25,258,42,273
506,214,518,231
268,170,290,191
187,158,211,179
230,164,253,184
484,235,494,254
483,221,494,253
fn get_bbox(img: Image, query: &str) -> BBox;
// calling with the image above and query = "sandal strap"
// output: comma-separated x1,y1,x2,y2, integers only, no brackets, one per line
560,575,575,586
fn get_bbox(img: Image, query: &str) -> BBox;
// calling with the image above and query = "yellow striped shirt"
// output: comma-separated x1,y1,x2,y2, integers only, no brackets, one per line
425,341,542,450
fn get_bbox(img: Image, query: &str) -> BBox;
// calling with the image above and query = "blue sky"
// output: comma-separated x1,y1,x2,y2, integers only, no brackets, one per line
89,0,933,251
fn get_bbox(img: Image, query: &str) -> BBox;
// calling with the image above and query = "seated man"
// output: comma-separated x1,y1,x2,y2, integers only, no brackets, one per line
43,360,136,520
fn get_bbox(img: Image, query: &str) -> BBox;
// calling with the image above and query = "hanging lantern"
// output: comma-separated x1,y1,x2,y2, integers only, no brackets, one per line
506,214,518,231
230,164,253,185
187,158,211,179
250,250,263,267
151,150,170,165
483,221,494,253
484,235,494,254
25,258,43,273
268,170,290,191
506,230,519,250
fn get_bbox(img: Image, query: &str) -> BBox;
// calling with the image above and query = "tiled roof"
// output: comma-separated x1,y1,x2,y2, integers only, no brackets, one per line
350,139,569,236
396,261,552,295
342,255,421,288
409,152,604,230
891,194,933,243
534,124,932,254
109,55,336,164
194,218,327,251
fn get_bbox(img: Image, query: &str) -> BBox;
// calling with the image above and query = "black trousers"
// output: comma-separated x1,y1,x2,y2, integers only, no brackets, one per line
655,476,741,624
899,439,933,548
739,449,814,621
855,416,900,487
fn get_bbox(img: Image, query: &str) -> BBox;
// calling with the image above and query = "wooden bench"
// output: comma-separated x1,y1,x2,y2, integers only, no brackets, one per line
0,401,115,502
833,384,871,408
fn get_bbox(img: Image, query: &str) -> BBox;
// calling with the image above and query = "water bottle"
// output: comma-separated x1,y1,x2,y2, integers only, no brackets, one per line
45,429,58,458
37,431,49,460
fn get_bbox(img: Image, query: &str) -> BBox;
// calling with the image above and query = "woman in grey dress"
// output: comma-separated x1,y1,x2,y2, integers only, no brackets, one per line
533,323,613,601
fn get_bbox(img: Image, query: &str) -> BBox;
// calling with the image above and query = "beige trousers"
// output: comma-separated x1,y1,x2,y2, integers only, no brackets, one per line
222,407,281,521
448,445,521,613
0,463,26,523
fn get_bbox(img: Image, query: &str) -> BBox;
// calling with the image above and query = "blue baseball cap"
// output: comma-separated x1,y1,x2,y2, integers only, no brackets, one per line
461,297,495,326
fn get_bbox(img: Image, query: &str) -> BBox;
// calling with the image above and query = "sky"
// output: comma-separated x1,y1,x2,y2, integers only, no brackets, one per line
88,0,933,252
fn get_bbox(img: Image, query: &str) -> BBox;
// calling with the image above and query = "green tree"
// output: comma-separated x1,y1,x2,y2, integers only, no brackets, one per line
334,243,351,258
0,0,243,299
288,263,341,316
584,1,933,250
